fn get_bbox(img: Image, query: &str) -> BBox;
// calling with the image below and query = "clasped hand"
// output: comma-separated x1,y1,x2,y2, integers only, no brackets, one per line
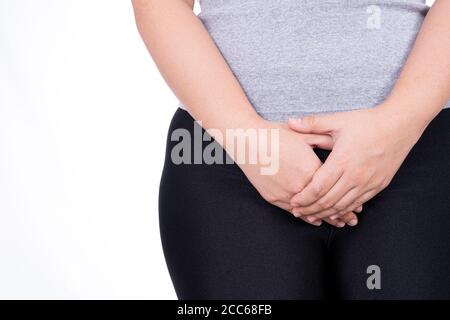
239,104,423,228
286,105,423,227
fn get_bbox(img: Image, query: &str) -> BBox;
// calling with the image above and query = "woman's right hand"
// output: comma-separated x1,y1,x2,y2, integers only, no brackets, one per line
236,121,359,228
131,0,359,227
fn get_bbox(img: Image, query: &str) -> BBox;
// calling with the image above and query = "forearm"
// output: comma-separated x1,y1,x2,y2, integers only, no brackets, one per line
131,0,266,137
381,0,450,132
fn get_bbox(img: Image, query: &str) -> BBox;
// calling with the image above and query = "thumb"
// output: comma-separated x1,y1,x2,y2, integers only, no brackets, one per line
288,114,334,134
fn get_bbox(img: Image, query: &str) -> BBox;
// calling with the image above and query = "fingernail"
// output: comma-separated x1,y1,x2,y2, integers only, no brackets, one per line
337,222,345,228
314,220,322,227
307,216,317,223
330,214,339,220
348,219,358,226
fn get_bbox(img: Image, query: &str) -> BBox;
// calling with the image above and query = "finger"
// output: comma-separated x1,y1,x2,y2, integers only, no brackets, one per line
330,204,360,220
295,175,354,217
290,152,344,207
329,189,375,220
339,212,359,226
329,186,365,217
322,217,346,228
299,216,323,227
359,189,380,202
302,214,345,228
290,207,320,225
302,134,334,150
330,204,363,220
288,114,335,135
295,203,340,219
351,189,379,209
274,200,293,212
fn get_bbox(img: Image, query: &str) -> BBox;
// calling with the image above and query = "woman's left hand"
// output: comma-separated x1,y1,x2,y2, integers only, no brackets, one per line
288,104,426,222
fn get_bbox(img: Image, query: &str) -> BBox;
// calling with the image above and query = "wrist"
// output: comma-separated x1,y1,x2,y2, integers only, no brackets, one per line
375,101,430,139
203,109,272,159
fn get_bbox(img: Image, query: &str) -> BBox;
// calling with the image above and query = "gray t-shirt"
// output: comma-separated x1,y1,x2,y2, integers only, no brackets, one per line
180,0,450,121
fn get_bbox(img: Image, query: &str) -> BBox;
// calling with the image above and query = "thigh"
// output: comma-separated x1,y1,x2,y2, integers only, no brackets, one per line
159,109,330,299
331,109,450,299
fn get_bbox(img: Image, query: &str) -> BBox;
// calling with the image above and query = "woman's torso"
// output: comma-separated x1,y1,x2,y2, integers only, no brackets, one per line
180,0,449,121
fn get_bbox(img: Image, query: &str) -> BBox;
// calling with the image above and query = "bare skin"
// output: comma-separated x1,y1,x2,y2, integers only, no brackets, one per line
289,0,450,224
131,0,449,228
131,0,360,227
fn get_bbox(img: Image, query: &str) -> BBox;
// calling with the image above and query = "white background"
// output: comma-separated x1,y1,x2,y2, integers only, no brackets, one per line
0,0,436,299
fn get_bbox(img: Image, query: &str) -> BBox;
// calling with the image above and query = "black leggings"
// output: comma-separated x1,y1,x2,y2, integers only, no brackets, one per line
159,108,450,300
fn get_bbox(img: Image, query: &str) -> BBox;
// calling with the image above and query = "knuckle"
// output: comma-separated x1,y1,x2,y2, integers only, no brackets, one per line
298,208,311,215
375,181,384,190
380,178,391,190
351,167,362,176
311,184,323,197
316,199,331,210
351,169,365,182
302,165,318,181
333,204,346,212
353,200,363,208
285,204,294,211
323,208,336,216
262,192,278,203
287,181,303,194
342,215,356,223
290,197,300,207
314,211,325,218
